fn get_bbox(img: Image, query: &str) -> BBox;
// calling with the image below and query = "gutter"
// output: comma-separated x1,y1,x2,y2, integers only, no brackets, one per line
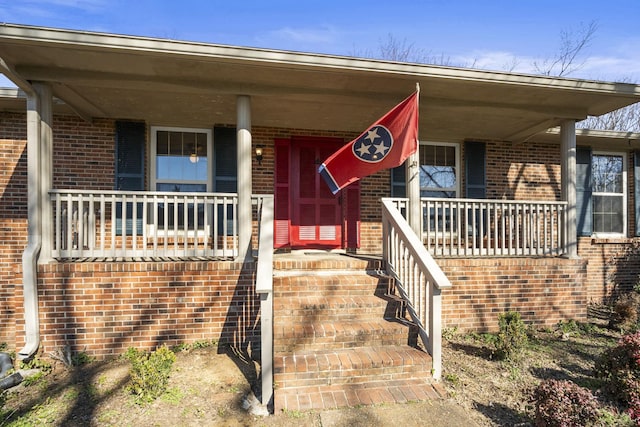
18,88,41,360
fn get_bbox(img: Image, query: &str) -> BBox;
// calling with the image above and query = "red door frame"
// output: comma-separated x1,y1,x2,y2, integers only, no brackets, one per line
274,136,360,250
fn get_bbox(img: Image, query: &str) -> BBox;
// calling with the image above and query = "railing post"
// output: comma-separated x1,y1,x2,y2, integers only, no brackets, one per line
255,195,274,411
429,285,443,380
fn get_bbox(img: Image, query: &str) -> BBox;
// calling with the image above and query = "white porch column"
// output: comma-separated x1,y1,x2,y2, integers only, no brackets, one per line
561,120,577,258
237,95,252,261
34,83,53,263
406,151,421,236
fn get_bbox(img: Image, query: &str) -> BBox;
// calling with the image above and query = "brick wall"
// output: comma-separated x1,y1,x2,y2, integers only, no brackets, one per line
0,112,28,345
483,140,562,201
36,261,259,358
578,237,640,304
439,257,588,332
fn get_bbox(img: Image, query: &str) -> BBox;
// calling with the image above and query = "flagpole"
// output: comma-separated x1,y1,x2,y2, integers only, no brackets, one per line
407,83,422,235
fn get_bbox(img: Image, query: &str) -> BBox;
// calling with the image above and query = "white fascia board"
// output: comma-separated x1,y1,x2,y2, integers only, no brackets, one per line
0,23,639,98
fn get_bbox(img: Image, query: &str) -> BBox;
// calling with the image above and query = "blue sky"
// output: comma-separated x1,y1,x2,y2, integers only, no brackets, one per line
1,0,639,85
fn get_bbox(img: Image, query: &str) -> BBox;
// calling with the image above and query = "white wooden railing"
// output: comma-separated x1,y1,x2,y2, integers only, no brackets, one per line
50,189,270,260
422,198,567,257
255,196,274,408
382,198,452,380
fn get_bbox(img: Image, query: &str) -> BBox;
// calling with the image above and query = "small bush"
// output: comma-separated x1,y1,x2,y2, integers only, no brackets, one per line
596,331,640,408
125,345,176,404
531,379,600,427
629,398,640,425
495,311,528,360
610,293,640,332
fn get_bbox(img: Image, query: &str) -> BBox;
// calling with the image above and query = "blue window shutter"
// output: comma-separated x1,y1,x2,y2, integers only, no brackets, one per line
115,121,145,190
213,127,237,235
635,151,640,236
115,121,145,235
390,166,406,197
465,141,486,199
576,147,592,236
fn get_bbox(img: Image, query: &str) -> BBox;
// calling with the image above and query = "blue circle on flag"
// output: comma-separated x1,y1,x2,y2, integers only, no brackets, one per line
351,125,393,163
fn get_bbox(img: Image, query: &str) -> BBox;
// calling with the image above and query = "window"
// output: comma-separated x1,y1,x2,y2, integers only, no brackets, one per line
420,142,459,198
151,127,212,231
592,152,626,235
152,127,212,193
390,142,460,198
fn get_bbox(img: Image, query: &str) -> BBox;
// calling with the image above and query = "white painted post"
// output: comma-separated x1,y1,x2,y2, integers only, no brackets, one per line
406,151,421,236
560,120,577,258
237,95,252,261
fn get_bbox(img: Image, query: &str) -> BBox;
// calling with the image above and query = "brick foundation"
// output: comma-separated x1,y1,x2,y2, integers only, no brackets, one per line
34,260,259,358
439,257,588,332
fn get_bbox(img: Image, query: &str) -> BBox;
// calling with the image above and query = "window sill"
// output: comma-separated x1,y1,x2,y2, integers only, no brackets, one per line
590,236,636,245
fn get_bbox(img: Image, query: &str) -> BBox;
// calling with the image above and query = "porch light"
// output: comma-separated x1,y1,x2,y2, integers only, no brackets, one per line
189,153,199,163
255,146,263,165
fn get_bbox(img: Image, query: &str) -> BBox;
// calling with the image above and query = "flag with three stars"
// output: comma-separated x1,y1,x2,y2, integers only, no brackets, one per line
318,90,419,194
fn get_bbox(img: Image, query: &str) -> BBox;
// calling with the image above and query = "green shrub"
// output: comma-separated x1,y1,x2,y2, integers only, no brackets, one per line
495,311,528,360
125,345,176,404
531,379,600,427
595,331,640,407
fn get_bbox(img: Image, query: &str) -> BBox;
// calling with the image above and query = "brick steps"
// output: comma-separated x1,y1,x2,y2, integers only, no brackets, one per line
275,378,446,412
273,294,403,322
274,319,411,353
274,346,433,389
272,253,441,412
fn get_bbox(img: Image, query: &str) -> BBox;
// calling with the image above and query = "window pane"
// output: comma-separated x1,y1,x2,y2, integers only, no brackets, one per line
593,154,623,193
156,183,207,192
593,194,623,233
156,130,208,183
419,144,457,196
156,131,169,155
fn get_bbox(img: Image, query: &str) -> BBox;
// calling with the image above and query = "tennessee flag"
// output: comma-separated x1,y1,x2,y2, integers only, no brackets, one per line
318,90,419,194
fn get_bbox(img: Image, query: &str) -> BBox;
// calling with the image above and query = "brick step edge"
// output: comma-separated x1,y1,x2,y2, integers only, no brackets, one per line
274,378,446,412
274,345,432,374
273,319,411,341
274,294,398,310
274,296,405,319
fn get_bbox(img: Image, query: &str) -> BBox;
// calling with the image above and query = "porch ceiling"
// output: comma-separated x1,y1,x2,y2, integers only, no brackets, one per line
1,24,639,142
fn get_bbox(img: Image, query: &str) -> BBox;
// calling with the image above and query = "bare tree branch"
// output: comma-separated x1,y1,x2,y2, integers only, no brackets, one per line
533,21,597,77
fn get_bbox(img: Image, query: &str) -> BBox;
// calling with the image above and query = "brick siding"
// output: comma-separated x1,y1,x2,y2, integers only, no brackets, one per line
35,261,259,358
439,257,588,332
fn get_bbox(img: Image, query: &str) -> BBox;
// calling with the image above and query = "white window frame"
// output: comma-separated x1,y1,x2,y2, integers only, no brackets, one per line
419,141,460,198
150,126,213,192
149,126,214,238
591,150,627,237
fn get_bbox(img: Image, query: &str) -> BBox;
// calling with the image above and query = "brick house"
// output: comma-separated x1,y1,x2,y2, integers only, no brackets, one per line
1,23,640,410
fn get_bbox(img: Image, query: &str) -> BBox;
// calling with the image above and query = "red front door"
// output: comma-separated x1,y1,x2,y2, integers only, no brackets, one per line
290,139,342,248
274,136,360,250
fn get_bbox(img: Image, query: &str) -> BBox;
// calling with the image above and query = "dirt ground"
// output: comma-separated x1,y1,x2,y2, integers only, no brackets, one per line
1,317,624,426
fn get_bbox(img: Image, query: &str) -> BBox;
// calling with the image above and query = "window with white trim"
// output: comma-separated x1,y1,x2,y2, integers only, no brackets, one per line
151,127,212,192
150,127,212,231
592,151,626,235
